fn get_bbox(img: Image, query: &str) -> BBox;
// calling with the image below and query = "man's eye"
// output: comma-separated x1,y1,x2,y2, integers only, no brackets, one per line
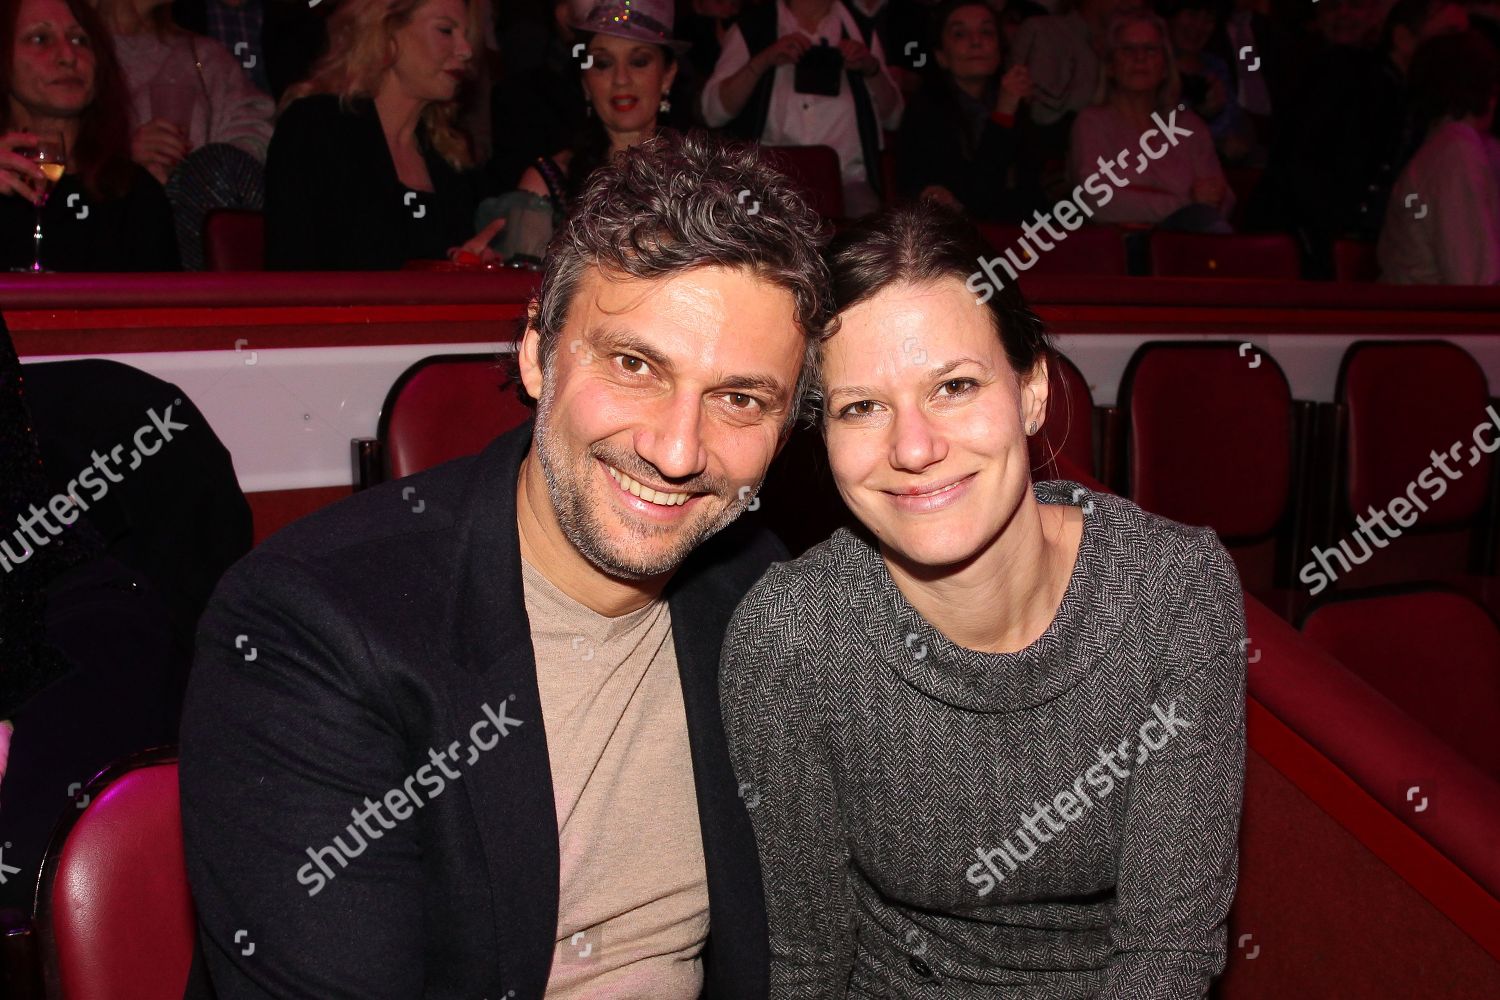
617,355,648,374
725,392,758,410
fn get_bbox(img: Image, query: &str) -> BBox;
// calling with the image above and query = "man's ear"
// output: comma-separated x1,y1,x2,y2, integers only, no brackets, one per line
518,301,546,402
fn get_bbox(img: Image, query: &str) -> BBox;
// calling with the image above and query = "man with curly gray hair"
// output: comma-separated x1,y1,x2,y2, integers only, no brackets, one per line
180,130,828,1000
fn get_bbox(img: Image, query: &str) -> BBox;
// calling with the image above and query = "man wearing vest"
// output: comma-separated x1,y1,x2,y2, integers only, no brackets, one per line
701,0,905,217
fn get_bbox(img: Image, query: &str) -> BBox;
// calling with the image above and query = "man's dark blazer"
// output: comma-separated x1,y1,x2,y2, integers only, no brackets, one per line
180,419,778,999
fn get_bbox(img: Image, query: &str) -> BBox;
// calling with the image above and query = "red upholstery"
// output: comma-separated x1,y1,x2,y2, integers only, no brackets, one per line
202,210,266,272
1301,590,1500,781
381,354,534,479
1120,341,1294,593
1333,239,1379,282
1148,232,1301,279
38,753,195,1000
977,223,1128,277
1332,340,1493,589
1030,350,1095,478
761,145,845,219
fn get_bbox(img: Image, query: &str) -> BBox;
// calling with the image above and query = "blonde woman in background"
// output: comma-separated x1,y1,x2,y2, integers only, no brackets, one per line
266,0,503,269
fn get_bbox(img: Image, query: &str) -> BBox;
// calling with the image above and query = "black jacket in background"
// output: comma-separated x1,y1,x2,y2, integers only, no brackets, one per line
896,80,1023,222
265,94,480,269
0,166,179,272
179,420,777,999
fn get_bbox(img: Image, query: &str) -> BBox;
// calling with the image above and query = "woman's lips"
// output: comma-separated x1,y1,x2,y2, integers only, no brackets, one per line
610,95,640,112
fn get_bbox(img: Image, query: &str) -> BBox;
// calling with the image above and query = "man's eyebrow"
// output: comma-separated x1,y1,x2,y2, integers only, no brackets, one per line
590,328,676,373
719,373,791,402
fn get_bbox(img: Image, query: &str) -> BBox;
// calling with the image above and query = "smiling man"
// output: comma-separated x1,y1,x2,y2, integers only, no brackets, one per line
179,131,829,999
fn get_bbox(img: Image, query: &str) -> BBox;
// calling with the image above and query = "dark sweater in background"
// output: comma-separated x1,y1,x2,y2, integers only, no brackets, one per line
265,94,479,270
0,167,179,272
722,480,1247,998
896,81,1023,222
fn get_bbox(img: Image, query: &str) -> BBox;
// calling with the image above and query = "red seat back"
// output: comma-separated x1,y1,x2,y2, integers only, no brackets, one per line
762,145,845,219
203,210,266,272
977,223,1128,278
1148,232,1301,279
1121,341,1294,592
380,354,533,479
1333,239,1378,282
1301,590,1500,780
38,753,194,1000
1030,350,1095,478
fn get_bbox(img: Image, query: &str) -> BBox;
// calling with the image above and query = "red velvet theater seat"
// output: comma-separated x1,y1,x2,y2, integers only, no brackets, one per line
202,210,266,272
761,145,845,220
355,353,534,488
1300,588,1500,781
976,223,1128,278
1330,340,1495,592
35,749,195,1000
1148,232,1301,280
1029,350,1096,480
1118,341,1297,606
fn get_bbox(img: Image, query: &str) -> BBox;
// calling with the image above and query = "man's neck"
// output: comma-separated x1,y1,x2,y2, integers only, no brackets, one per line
515,450,672,618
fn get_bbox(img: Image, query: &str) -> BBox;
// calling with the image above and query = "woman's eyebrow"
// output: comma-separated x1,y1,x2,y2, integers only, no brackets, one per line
827,357,991,400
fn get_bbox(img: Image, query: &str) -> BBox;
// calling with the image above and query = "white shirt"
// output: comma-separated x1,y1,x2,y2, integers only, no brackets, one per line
700,0,903,185
1378,120,1500,286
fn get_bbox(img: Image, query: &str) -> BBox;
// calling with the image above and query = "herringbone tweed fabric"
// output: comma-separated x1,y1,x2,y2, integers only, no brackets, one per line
721,480,1248,999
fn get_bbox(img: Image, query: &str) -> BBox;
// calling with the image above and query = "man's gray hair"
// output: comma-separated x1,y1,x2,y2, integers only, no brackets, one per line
527,130,832,428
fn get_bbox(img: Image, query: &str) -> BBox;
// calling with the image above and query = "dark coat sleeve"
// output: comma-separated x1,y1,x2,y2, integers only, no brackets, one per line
179,551,431,998
896,89,1018,220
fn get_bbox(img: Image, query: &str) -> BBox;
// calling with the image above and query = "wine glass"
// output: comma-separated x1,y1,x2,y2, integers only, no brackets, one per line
20,134,66,273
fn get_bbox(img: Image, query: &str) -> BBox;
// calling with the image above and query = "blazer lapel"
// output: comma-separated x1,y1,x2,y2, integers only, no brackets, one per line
437,419,560,998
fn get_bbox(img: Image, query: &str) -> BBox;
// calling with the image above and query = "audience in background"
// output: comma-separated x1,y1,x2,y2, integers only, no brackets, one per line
1162,0,1252,163
480,0,688,263
1250,0,1467,275
1,0,179,270
92,0,274,181
701,0,904,217
1379,29,1500,284
896,0,1033,219
679,0,744,87
1011,0,1128,125
1070,9,1231,229
171,0,270,93
265,0,500,270
488,0,587,192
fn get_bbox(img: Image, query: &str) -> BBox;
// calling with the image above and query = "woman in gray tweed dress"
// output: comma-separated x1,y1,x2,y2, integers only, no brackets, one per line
720,204,1248,999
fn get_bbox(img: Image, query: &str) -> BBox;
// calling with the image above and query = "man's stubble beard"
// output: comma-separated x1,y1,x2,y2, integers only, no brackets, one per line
530,371,748,581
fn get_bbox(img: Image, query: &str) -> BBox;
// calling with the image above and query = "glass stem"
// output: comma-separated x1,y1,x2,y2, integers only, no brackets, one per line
31,202,43,273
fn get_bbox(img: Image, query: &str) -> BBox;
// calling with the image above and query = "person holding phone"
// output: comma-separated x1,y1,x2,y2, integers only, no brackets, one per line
700,0,903,218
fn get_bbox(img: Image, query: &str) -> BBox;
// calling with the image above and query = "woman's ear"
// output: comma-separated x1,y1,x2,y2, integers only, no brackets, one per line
663,56,679,93
1022,355,1049,432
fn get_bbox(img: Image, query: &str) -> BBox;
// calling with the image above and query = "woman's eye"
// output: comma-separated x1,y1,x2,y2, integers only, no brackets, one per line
937,378,978,397
591,56,611,70
838,400,879,419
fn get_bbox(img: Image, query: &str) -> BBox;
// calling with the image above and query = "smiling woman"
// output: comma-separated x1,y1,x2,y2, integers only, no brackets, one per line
264,0,500,269
720,201,1249,998
0,0,179,269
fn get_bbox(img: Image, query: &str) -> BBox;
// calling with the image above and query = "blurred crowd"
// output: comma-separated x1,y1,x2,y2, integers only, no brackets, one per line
1,0,1498,282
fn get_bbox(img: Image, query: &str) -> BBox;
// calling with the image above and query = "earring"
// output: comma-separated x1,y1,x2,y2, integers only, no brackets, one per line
659,95,671,114
1026,420,1038,436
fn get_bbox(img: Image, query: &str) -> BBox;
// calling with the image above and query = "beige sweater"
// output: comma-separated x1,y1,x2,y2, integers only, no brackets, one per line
522,558,709,997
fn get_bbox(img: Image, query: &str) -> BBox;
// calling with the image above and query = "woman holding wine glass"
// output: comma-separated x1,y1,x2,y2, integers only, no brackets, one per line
1,0,179,270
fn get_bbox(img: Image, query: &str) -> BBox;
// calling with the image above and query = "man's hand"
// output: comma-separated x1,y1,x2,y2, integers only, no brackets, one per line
754,33,812,74
837,37,879,77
